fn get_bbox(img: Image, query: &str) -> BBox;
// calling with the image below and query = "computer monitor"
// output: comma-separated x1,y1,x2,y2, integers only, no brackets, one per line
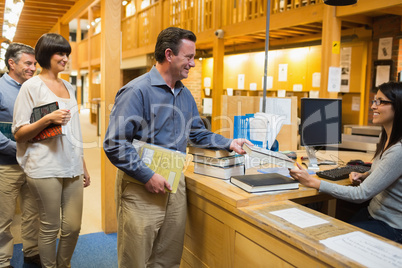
300,98,342,169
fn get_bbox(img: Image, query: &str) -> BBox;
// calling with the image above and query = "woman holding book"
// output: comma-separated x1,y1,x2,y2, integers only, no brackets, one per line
289,81,402,243
12,33,90,267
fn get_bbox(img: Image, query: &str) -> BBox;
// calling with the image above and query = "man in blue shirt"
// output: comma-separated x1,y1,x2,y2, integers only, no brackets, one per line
0,43,40,267
104,27,251,267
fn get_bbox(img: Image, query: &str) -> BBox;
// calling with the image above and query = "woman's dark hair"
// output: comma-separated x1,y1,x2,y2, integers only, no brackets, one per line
35,33,71,69
154,27,196,63
373,81,402,158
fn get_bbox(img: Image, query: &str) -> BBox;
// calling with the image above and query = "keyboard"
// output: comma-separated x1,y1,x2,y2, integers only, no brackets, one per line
316,165,371,181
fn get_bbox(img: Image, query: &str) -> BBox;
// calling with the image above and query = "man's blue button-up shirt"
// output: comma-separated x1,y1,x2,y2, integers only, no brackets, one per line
104,66,232,183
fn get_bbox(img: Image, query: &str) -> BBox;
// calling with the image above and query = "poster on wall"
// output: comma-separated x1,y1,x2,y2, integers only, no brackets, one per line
312,72,321,88
238,74,245,89
204,77,211,88
375,65,391,87
278,64,288,82
340,47,351,92
352,96,360,111
327,67,341,92
262,76,273,89
378,37,392,60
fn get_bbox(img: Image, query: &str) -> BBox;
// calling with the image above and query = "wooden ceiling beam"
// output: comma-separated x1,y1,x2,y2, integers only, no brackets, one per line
60,0,94,24
378,6,402,16
24,3,73,10
340,14,373,26
25,0,77,5
18,15,59,22
23,5,71,12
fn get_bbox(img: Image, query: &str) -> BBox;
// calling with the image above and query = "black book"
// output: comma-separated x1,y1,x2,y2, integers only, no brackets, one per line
30,101,65,142
230,173,299,193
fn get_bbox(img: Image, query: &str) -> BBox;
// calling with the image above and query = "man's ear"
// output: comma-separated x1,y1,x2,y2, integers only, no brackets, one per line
8,59,15,70
165,48,173,63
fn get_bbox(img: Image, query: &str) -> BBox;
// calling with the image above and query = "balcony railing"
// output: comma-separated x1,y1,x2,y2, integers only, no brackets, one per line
78,0,324,62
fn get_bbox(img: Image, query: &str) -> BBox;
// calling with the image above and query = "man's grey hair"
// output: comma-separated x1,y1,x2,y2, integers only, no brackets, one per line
5,43,35,71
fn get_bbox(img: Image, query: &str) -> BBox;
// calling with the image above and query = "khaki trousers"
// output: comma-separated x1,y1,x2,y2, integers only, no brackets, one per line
116,170,187,268
0,164,39,268
27,175,83,268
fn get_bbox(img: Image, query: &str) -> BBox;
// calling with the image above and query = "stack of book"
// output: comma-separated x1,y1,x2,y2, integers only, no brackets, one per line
188,146,245,180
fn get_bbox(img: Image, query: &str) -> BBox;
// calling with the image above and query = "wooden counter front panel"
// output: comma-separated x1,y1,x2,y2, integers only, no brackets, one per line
182,191,329,268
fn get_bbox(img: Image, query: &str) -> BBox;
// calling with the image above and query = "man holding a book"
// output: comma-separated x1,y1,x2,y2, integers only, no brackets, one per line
0,43,40,267
104,27,251,268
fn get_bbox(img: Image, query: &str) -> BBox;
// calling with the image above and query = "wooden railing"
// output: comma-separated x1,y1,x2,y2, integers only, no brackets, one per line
77,0,324,63
119,0,323,59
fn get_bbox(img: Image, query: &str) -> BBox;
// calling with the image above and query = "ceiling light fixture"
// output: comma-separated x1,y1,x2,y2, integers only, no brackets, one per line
2,0,25,42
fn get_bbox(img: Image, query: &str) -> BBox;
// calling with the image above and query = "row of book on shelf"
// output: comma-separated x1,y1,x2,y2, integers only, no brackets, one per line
188,143,299,193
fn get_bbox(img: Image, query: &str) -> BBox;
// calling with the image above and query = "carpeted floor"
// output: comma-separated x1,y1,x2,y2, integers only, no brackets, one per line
10,232,117,268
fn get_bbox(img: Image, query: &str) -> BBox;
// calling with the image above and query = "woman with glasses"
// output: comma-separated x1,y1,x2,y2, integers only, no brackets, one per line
289,81,402,243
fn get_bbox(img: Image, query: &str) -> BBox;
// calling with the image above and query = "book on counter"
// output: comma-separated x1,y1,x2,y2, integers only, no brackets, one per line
243,143,295,169
193,154,244,167
133,140,186,193
0,122,15,141
30,101,66,142
188,146,234,158
194,162,245,180
230,173,299,193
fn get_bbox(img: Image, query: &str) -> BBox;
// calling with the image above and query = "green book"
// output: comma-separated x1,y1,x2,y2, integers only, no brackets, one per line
0,122,15,141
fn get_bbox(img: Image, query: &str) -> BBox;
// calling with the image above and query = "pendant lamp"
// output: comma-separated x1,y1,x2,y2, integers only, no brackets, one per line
324,0,357,6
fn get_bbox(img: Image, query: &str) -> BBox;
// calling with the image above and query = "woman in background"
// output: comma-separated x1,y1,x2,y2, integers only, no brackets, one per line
12,33,90,267
289,81,402,243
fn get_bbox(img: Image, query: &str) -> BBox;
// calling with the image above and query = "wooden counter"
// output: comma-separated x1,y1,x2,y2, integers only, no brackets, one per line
181,150,402,267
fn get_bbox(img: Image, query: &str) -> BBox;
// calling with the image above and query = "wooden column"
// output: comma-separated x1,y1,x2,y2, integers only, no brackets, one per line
76,19,83,109
55,20,71,82
100,0,121,233
88,6,94,117
211,38,225,133
211,0,224,133
320,5,341,99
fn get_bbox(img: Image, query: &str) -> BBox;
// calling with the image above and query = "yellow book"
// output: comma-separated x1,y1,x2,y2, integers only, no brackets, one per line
136,141,186,193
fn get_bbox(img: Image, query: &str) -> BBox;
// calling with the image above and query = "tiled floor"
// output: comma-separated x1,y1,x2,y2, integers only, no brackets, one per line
11,109,104,243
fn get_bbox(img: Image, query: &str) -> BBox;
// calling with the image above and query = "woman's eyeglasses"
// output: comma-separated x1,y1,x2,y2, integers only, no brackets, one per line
372,99,393,106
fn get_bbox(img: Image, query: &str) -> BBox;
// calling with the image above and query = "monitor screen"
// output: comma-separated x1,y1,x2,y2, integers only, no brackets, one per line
300,98,342,147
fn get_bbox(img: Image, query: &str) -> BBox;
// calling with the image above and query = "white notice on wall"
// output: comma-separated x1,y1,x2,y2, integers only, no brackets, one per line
202,98,213,115
378,37,393,60
375,65,391,87
312,72,321,88
278,64,288,82
320,231,402,268
250,83,257,91
340,47,352,92
204,77,211,88
262,76,273,90
238,74,245,89
309,90,320,98
293,84,302,92
277,90,286,97
261,98,292,125
352,97,360,111
270,208,329,228
327,67,341,92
